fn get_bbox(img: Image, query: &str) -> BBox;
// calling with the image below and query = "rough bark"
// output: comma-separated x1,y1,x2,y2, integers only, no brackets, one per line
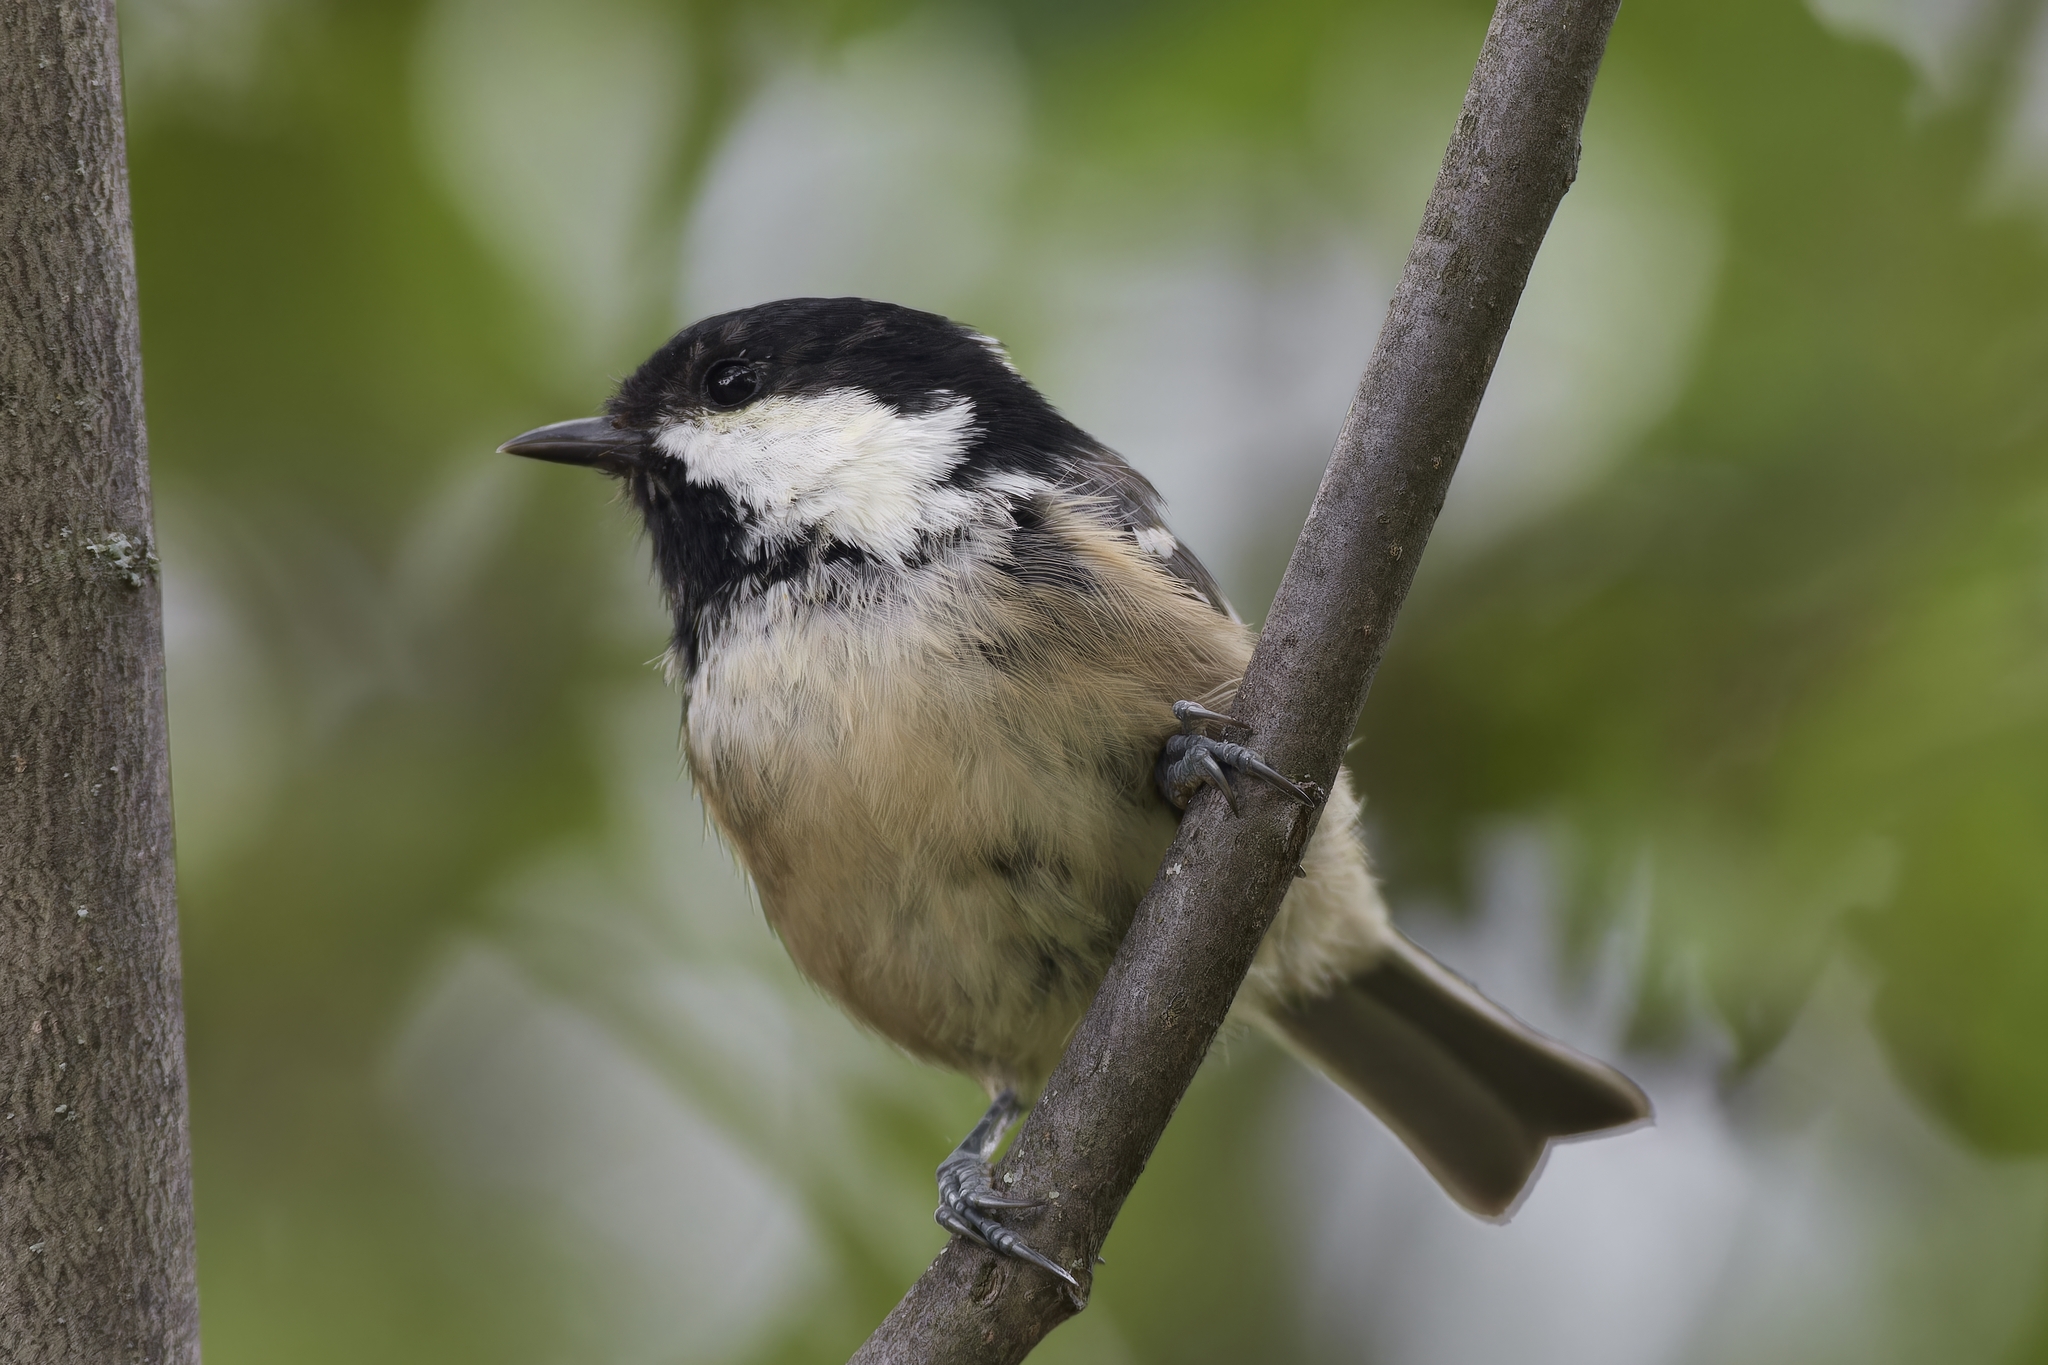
849,0,1622,1359
1,3,201,1362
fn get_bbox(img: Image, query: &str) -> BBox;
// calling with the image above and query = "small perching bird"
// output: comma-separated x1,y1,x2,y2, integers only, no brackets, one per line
502,297,1648,1291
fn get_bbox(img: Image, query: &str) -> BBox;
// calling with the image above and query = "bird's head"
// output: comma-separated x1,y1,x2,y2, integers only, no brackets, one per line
501,297,1201,671
502,297,1086,565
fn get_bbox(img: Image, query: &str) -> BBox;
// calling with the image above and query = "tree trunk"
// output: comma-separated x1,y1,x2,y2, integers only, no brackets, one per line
1,3,201,1361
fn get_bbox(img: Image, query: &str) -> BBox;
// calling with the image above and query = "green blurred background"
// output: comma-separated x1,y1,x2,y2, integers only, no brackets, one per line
123,0,2048,1359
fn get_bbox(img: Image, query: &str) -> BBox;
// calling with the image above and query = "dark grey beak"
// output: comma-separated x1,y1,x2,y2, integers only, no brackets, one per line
498,416,648,471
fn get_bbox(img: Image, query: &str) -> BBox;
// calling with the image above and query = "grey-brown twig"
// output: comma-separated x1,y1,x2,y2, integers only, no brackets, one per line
848,1,1622,1359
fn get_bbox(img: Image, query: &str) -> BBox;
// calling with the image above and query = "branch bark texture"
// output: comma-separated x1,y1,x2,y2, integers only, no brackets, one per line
1,3,200,1361
851,0,1621,1359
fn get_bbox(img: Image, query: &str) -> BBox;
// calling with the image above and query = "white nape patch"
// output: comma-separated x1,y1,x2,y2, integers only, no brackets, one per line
656,389,982,562
969,331,1020,375
1133,525,1178,561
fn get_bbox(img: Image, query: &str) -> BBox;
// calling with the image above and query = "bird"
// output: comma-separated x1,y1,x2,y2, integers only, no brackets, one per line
500,296,1649,1292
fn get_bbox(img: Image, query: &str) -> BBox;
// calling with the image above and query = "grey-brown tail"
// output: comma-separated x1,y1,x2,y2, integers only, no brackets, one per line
1266,932,1650,1219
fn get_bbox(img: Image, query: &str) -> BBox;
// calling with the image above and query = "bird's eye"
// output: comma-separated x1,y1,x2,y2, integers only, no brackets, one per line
705,359,761,408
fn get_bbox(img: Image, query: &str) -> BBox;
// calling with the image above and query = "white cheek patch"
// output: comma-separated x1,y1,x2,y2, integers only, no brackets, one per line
656,390,982,562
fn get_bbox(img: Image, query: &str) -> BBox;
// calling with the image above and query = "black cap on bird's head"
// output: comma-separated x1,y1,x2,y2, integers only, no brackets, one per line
612,296,1031,427
499,296,1059,480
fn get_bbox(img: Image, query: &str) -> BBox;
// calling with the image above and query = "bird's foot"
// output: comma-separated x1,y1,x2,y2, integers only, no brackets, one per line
934,1091,1084,1298
1156,701,1325,813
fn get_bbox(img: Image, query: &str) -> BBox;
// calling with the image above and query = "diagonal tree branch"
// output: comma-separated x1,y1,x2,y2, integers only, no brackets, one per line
848,0,1623,1359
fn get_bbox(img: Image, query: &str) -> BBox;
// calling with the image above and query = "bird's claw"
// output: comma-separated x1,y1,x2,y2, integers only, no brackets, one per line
1158,701,1325,812
1171,700,1241,731
939,1152,1043,1211
933,1093,1085,1300
936,1154,1082,1294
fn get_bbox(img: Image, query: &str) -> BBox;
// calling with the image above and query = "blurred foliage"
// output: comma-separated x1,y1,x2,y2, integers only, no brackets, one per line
1365,0,2048,1142
118,0,2048,1359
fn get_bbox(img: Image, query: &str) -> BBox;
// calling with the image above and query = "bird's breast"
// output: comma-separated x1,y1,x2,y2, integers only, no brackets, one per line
678,576,1188,1088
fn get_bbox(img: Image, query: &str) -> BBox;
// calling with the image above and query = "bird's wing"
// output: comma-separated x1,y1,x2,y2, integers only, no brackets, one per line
1060,443,1236,620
